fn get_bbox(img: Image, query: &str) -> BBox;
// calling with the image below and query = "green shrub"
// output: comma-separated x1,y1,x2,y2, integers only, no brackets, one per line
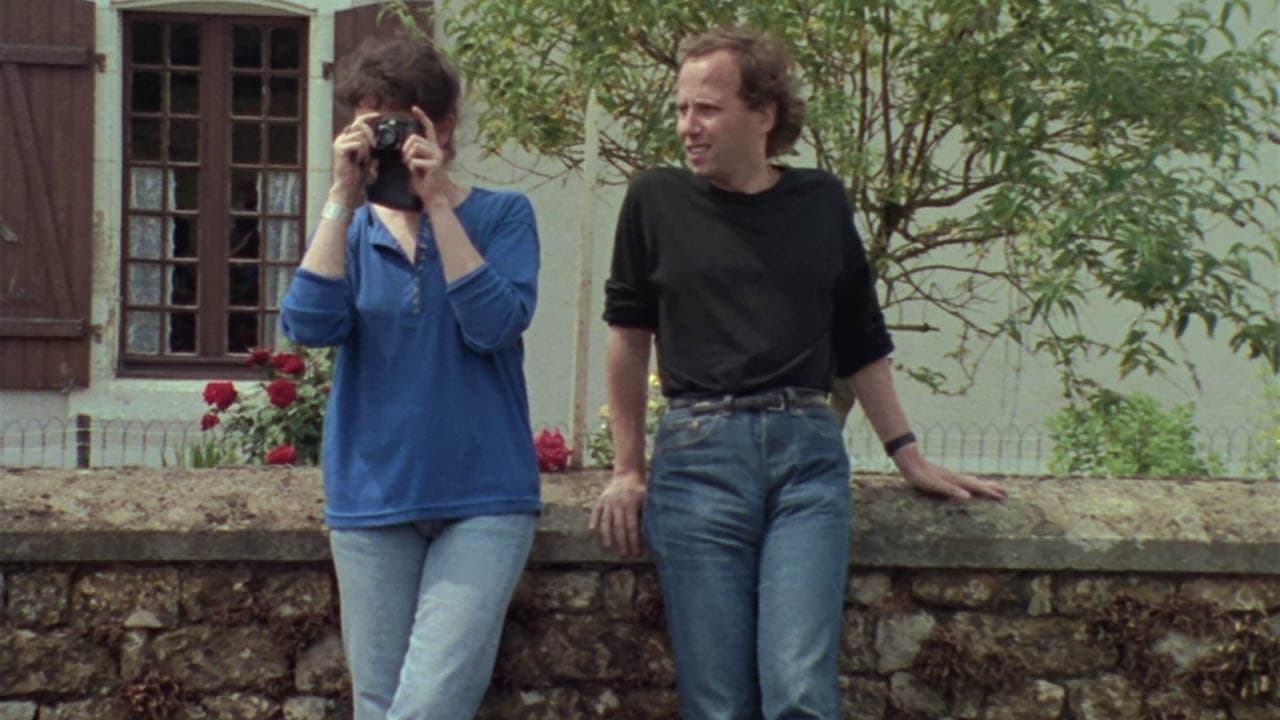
1245,372,1280,480
1046,390,1220,478
587,373,667,468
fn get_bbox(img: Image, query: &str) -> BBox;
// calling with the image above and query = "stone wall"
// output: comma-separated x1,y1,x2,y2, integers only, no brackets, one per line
1,468,1277,719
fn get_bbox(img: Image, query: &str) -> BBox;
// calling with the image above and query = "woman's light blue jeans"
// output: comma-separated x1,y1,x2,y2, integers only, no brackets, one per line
329,514,537,720
644,403,851,720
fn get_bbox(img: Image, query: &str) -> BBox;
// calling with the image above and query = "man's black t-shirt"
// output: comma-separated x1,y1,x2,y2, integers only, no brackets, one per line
603,166,894,398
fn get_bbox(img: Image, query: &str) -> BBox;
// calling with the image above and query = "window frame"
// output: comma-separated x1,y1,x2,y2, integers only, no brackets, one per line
117,11,309,378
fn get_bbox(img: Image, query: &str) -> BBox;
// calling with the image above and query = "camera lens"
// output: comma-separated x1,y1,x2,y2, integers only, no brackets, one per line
375,122,398,150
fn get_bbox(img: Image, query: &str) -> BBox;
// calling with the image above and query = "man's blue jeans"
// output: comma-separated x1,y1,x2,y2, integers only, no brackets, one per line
644,402,851,719
329,514,537,720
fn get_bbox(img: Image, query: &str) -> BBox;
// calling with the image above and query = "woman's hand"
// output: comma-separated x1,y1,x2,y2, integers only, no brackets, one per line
404,106,449,209
330,111,377,205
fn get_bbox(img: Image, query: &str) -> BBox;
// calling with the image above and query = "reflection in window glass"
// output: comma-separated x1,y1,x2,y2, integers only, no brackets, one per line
229,266,260,306
128,263,162,305
171,169,199,210
170,217,197,258
131,168,164,211
170,264,198,305
169,312,197,353
169,120,199,162
170,24,200,66
266,172,300,214
270,28,299,69
232,26,262,68
170,73,200,113
128,215,163,259
269,77,298,117
227,312,258,353
132,23,163,64
232,122,261,164
232,75,263,116
230,171,261,211
127,311,161,354
265,220,300,261
230,219,261,259
132,72,162,112
268,124,298,165
131,119,162,160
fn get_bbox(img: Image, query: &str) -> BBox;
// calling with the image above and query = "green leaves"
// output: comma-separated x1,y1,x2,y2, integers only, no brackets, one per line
437,0,1280,394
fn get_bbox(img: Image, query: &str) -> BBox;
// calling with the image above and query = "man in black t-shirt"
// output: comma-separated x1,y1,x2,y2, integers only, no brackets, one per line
589,27,1005,719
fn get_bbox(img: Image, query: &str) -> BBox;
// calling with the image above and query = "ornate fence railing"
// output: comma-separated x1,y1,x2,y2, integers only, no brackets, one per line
1,415,1268,478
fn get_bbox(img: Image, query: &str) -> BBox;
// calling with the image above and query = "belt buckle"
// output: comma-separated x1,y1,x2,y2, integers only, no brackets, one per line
764,392,787,412
690,399,723,414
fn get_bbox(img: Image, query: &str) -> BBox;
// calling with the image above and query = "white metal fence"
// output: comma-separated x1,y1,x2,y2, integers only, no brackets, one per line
1,415,1267,478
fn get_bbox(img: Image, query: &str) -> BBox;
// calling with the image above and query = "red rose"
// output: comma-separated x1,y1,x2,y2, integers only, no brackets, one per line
246,348,273,367
271,352,305,376
200,413,220,431
534,428,571,472
265,444,297,464
202,381,238,411
265,379,297,408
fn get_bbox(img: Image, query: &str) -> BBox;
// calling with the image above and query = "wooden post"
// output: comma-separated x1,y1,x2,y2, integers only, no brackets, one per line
569,90,603,469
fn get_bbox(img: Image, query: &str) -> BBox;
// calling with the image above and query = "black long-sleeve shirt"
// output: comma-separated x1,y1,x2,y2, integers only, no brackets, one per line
603,167,893,398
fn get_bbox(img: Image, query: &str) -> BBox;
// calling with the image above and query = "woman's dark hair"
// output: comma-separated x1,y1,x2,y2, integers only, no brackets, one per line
678,27,805,158
333,36,461,156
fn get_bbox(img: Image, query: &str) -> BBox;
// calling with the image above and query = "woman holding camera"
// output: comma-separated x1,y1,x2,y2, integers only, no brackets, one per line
280,36,540,719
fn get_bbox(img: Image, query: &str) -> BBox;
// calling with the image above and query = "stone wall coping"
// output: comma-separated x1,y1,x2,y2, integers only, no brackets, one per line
1,468,1276,574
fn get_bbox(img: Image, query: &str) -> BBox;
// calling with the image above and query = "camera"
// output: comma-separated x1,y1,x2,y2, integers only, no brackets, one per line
364,115,425,211
370,116,423,152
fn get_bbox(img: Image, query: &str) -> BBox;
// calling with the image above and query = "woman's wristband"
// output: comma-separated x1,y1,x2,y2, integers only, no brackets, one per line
883,431,917,457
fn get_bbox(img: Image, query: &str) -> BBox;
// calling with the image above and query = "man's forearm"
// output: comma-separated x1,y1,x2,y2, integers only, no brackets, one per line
847,356,912,444
605,327,653,476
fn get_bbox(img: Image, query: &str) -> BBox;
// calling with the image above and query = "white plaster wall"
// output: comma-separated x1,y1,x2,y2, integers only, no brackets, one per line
3,0,1275,470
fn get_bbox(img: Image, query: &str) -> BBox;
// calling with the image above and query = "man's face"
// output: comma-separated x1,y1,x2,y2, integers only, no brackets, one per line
675,49,775,190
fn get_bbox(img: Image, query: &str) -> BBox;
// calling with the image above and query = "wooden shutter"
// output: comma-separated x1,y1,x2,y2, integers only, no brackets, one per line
331,1,434,134
0,0,95,389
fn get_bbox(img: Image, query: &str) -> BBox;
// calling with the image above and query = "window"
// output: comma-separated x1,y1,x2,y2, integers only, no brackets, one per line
120,13,307,375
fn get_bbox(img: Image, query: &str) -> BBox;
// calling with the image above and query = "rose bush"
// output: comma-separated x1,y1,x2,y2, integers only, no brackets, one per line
534,428,572,472
197,346,333,465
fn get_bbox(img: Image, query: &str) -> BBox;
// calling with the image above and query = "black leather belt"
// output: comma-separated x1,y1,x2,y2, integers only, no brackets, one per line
668,388,829,415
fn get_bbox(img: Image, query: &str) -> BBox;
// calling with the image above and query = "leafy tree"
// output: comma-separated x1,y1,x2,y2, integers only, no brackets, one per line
429,0,1280,398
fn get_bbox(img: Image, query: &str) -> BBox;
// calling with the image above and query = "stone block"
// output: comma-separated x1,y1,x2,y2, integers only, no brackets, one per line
1054,575,1176,616
8,570,70,627
179,568,255,622
910,571,1001,608
1181,578,1280,613
294,630,347,694
0,628,115,694
888,671,946,717
1067,674,1142,720
947,612,1117,677
1027,575,1054,616
259,571,332,620
1152,629,1219,671
73,568,179,628
283,697,337,720
151,625,288,692
479,687,638,720
37,699,127,720
874,612,936,673
839,676,887,720
514,570,601,613
498,614,672,685
194,694,280,720
840,608,876,673
120,629,149,680
603,569,636,619
847,573,892,606
984,679,1066,720
0,702,37,720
